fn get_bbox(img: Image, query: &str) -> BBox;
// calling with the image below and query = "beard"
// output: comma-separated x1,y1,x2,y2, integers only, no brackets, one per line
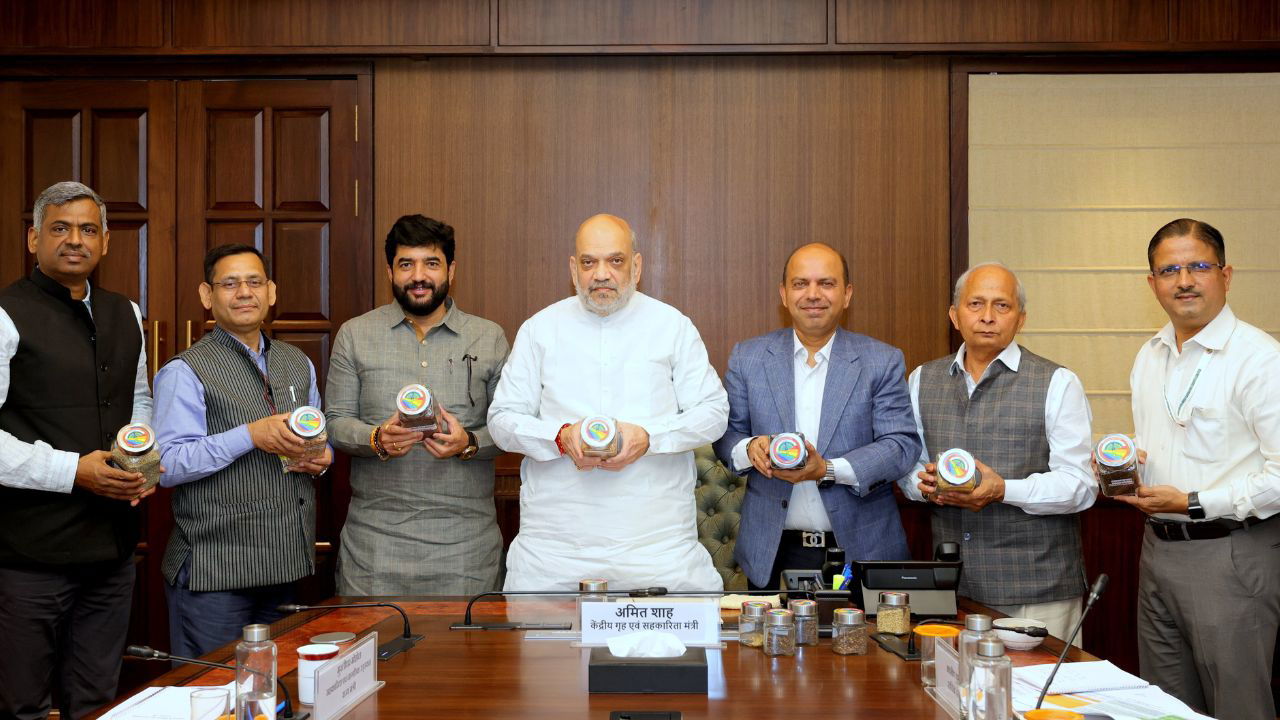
393,277,450,317
573,272,637,317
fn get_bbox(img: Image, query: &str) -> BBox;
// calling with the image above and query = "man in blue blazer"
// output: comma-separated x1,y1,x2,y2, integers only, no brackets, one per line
715,243,921,589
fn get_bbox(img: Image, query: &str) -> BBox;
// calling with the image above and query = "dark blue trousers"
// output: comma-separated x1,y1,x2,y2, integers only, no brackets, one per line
165,557,296,658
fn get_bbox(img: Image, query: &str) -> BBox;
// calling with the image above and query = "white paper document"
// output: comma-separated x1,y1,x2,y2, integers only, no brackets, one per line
100,682,236,720
1013,660,1147,694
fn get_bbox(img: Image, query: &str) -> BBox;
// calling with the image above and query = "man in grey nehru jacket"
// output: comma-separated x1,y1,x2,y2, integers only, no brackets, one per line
898,262,1095,643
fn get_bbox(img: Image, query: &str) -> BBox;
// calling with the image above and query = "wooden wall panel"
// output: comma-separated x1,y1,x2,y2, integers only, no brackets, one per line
837,0,1169,44
172,0,489,48
499,0,827,46
0,0,164,48
1175,0,1280,42
374,55,951,376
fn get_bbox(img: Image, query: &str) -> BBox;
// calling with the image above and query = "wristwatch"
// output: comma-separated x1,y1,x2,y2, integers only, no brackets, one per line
818,461,836,489
1186,491,1206,520
458,431,479,461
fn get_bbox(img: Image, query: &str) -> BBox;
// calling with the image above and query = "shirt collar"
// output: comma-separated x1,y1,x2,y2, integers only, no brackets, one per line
1152,304,1236,353
949,341,1022,376
792,330,836,365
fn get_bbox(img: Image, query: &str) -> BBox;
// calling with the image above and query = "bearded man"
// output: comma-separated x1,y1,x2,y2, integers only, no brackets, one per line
488,213,728,590
326,214,509,595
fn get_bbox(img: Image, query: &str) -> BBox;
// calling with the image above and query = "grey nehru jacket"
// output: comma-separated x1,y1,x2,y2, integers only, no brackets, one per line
918,346,1086,606
325,299,510,595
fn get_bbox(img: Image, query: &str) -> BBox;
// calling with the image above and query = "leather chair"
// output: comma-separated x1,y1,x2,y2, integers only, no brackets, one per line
693,445,748,590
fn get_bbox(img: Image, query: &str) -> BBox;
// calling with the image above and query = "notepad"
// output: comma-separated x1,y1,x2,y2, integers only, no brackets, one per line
1013,660,1149,695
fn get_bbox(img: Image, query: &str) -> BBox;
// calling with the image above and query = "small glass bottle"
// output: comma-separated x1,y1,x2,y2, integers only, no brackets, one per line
936,448,981,493
111,422,163,490
577,578,608,631
959,614,997,718
831,607,868,655
768,432,807,470
235,624,277,720
280,406,327,471
763,609,796,657
396,383,445,433
580,416,622,458
966,637,1012,720
915,624,961,688
1093,433,1140,497
788,599,819,646
875,591,911,635
738,600,770,648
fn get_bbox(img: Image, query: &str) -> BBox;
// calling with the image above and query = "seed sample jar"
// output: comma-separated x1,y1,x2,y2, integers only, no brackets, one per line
915,624,961,688
875,591,911,635
577,578,607,630
280,406,327,471
397,383,444,433
581,416,622,458
763,609,796,657
111,423,163,490
738,601,771,648
936,448,981,493
1094,433,1140,497
831,608,868,655
788,599,819,646
769,432,807,470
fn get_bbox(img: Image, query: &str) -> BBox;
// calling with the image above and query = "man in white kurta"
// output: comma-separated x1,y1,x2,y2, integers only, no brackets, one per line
488,214,727,591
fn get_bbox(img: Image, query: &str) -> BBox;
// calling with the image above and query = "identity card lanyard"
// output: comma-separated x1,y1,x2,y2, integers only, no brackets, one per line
1163,347,1214,426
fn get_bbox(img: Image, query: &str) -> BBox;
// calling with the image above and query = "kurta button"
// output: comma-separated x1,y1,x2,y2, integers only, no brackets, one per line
963,532,971,541
781,500,789,508
420,361,427,368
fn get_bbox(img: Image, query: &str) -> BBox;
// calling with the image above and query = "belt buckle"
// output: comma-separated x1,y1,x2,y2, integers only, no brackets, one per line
801,531,825,548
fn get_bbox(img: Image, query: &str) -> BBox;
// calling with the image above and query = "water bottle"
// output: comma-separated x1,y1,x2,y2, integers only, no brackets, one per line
236,623,277,720
958,614,996,718
966,637,1012,720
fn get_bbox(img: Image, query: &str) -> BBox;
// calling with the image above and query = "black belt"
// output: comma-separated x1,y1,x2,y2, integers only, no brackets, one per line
1147,514,1273,542
780,530,837,549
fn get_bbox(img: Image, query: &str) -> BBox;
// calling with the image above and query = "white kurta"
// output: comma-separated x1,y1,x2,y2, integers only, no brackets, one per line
488,292,728,592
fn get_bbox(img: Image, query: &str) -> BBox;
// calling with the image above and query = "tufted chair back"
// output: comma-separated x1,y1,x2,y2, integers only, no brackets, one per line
693,445,748,590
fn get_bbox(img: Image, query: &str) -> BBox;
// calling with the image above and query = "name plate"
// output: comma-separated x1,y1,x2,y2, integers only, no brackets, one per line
931,636,962,716
312,632,385,720
580,600,721,646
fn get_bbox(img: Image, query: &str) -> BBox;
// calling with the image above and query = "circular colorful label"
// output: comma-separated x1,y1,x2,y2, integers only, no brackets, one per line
1095,434,1135,466
117,423,154,452
770,433,805,468
938,448,974,485
581,416,616,447
289,406,325,437
397,384,430,415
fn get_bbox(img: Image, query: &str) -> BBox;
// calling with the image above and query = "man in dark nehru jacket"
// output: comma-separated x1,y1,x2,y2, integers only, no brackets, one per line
0,181,157,719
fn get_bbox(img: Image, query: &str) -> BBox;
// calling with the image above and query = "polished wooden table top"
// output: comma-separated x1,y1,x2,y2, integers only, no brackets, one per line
102,596,1093,719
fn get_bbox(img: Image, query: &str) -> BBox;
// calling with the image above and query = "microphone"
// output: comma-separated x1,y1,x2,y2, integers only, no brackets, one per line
125,645,307,720
277,602,423,661
1034,574,1109,710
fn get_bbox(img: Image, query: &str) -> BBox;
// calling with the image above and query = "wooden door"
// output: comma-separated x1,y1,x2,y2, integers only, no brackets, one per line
176,78,372,601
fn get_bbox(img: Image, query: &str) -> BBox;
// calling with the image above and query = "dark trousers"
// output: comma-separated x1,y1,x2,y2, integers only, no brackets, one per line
747,535,828,591
0,556,135,720
165,556,295,659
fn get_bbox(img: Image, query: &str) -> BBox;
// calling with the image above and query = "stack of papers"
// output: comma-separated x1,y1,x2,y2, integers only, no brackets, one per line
100,682,235,720
1011,662,1213,720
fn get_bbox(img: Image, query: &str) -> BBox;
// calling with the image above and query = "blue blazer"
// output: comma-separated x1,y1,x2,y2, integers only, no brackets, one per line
714,328,920,588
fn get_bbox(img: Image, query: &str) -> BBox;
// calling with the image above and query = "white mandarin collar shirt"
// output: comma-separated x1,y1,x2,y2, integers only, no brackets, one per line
897,342,1097,515
1132,305,1280,521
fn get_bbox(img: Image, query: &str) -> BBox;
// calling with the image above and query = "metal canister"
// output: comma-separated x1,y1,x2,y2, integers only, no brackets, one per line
936,448,981,493
769,432,807,470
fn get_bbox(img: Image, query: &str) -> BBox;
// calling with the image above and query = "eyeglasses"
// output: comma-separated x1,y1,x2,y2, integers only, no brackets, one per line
1152,262,1223,279
210,277,267,291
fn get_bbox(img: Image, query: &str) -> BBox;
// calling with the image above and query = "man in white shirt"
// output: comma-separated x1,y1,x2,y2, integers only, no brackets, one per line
1125,218,1280,720
488,214,727,591
898,263,1095,642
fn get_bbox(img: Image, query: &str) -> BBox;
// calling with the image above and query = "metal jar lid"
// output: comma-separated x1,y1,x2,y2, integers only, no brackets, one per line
788,599,818,616
740,601,772,618
977,637,1006,657
288,406,326,438
396,383,432,416
579,578,608,592
965,614,993,631
878,591,909,607
243,623,270,642
1094,433,1136,467
768,432,806,469
580,416,618,448
937,448,977,485
765,609,794,626
833,608,865,626
116,423,156,453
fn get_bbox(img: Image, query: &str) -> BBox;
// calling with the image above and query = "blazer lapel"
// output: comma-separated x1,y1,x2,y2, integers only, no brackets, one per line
817,330,861,456
765,331,796,431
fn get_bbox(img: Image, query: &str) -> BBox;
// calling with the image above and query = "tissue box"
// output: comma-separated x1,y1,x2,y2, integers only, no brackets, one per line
587,646,708,694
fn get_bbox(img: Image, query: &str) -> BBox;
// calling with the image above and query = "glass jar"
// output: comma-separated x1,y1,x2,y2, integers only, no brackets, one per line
110,423,163,490
966,638,1012,720
959,614,996,717
1093,433,1140,497
914,624,961,688
280,406,328,470
397,383,444,433
788,599,819,646
831,608,868,655
936,448,981,493
875,591,911,635
738,601,771,648
763,609,796,657
577,578,607,631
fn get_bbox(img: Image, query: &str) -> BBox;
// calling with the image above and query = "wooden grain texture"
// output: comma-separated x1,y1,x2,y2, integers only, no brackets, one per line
499,0,827,46
172,0,489,47
374,55,952,375
1174,0,1280,41
837,0,1169,44
0,0,164,48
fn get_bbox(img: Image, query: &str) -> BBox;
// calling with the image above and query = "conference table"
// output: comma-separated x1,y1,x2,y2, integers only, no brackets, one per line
96,595,1093,719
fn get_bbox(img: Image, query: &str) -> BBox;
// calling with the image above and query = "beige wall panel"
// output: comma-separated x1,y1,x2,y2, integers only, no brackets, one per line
1016,332,1151,391
1014,270,1168,330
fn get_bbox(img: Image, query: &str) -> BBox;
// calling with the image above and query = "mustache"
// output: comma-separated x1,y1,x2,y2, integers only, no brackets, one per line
59,245,90,258
589,281,617,291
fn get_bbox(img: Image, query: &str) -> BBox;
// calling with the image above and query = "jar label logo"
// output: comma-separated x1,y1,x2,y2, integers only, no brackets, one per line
1098,436,1133,463
772,438,801,464
946,454,968,478
586,420,611,441
121,425,151,449
398,387,427,413
294,411,322,433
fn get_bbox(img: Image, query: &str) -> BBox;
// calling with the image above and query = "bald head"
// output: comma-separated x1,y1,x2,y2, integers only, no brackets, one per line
952,262,1026,311
570,213,642,316
575,213,636,255
782,243,849,286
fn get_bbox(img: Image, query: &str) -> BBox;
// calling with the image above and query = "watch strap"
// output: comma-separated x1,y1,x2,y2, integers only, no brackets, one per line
1187,490,1206,520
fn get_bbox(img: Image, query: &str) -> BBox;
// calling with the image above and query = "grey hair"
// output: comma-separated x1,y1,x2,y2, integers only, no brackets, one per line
32,182,107,234
952,261,1027,311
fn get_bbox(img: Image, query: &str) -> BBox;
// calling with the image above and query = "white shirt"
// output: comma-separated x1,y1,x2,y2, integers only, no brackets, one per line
896,343,1096,515
488,292,728,591
728,332,858,532
0,282,152,493
1131,305,1280,521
